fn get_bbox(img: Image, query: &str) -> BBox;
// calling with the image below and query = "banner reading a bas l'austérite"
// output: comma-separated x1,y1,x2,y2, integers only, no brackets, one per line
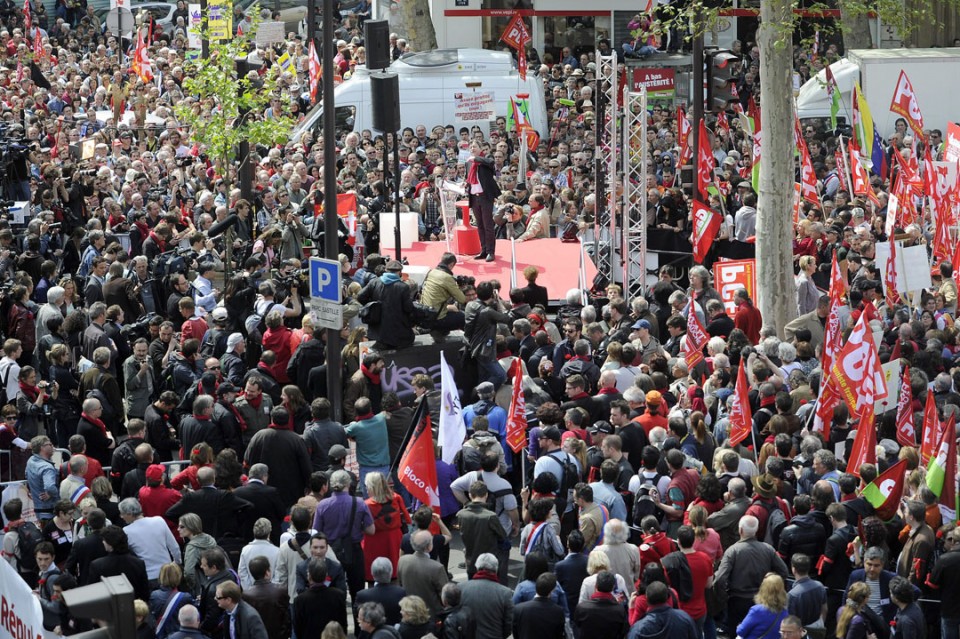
0,557,50,639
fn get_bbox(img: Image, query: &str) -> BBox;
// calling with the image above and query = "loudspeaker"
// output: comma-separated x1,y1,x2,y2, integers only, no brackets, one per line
371,72,400,133
364,20,391,71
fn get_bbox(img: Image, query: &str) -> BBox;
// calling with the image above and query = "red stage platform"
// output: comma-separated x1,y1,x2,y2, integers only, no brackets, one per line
395,238,597,302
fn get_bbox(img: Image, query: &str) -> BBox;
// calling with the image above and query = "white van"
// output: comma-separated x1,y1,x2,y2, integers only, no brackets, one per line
292,48,548,141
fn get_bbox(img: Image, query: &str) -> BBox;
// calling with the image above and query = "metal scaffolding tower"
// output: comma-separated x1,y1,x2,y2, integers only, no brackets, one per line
622,86,649,299
592,53,618,288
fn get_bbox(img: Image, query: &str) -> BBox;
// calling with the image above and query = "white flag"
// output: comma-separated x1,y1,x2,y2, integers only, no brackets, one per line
438,351,464,464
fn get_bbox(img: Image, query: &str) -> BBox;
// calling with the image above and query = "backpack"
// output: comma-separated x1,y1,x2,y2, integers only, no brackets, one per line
15,521,44,573
660,551,694,602
199,328,228,359
455,435,499,474
157,359,180,395
544,451,579,513
244,299,271,341
474,471,512,515
633,472,666,527
85,370,118,424
760,499,789,547
0,360,12,405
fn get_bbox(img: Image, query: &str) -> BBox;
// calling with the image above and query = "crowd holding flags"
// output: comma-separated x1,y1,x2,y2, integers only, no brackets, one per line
500,14,531,81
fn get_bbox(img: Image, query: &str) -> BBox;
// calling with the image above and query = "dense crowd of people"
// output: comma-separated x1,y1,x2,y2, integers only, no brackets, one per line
0,1,958,638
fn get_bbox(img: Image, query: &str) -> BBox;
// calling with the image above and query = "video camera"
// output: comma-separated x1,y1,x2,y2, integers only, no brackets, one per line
120,313,158,342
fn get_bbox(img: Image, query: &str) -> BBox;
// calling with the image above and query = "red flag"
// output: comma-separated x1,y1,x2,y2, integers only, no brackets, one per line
921,390,942,465
862,458,908,521
500,14,530,53
727,359,753,448
821,251,845,377
697,120,714,200
33,33,44,60
931,413,958,522
15,60,23,83
505,359,527,454
716,110,730,139
518,45,527,81
831,311,887,416
799,138,821,207
132,27,153,83
896,365,916,448
691,200,721,264
683,300,709,369
398,403,440,510
813,376,840,441
846,404,877,477
849,146,878,207
890,70,926,140
885,239,901,309
23,0,30,34
308,40,321,102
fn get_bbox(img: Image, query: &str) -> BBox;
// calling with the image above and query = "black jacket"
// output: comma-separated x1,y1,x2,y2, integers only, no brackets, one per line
144,403,181,462
165,487,251,540
64,530,107,585
357,275,416,350
243,427,312,509
513,598,565,639
303,419,348,472
292,586,347,639
221,351,247,386
777,512,827,566
554,552,589,615
232,481,285,545
180,415,227,456
88,551,150,601
464,300,510,361
286,338,325,391
354,583,407,627
198,571,241,639
241,580,290,638
573,596,629,639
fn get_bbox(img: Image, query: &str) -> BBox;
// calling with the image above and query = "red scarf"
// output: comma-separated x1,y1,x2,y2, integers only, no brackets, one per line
356,411,374,421
597,387,619,395
81,412,107,434
133,220,151,239
590,591,618,603
148,230,166,252
225,402,248,432
193,413,211,421
244,393,262,410
569,391,590,400
269,421,293,431
467,157,481,185
18,381,39,401
473,569,499,583
361,363,380,385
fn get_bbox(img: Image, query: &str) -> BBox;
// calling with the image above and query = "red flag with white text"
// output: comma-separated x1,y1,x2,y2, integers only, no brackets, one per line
697,120,715,200
921,389,942,466
505,359,528,453
684,300,709,369
691,200,721,264
677,107,692,169
398,403,440,510
799,139,821,207
846,404,877,477
831,311,887,416
896,364,916,448
890,70,926,140
727,359,753,447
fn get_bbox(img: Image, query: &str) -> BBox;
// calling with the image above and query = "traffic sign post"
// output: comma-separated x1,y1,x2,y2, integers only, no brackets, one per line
309,256,343,331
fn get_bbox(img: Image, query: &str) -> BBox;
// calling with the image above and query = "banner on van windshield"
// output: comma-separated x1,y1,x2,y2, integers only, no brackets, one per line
454,92,496,123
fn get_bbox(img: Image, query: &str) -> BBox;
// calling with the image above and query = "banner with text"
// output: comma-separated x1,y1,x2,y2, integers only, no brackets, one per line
632,68,676,98
714,258,757,317
207,0,232,40
0,558,48,639
454,92,495,123
946,122,960,163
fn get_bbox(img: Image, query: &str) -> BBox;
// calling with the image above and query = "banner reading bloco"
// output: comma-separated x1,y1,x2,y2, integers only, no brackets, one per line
632,68,676,98
713,258,757,318
454,92,495,123
0,558,46,639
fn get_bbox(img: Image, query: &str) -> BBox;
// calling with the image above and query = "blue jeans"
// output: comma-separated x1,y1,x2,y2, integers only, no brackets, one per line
943,618,960,639
358,465,390,498
623,43,659,58
476,357,507,391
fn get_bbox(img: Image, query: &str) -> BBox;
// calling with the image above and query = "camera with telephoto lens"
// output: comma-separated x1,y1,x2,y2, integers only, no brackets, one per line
455,274,475,289
276,268,309,297
121,313,158,341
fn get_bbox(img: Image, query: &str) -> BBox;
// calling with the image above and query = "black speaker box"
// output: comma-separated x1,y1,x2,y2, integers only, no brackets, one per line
364,20,391,71
371,72,400,133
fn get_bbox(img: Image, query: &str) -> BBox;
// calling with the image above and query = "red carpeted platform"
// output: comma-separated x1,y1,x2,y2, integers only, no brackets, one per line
394,238,597,302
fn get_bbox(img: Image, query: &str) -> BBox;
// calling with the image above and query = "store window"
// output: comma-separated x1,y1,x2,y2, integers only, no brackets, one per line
542,16,610,65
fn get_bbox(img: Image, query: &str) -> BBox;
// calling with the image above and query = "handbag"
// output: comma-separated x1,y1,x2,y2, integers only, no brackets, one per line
329,496,358,567
358,300,382,324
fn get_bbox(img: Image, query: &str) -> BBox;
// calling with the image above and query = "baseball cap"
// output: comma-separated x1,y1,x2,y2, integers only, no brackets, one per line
328,444,348,460
211,307,228,322
217,382,239,395
476,381,495,397
540,426,562,442
227,333,244,353
145,464,165,482
589,421,614,435
631,319,652,330
646,390,663,406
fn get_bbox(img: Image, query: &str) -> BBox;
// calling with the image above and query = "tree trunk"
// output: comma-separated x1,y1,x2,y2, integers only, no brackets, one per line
397,0,437,52
839,7,873,50
757,0,798,338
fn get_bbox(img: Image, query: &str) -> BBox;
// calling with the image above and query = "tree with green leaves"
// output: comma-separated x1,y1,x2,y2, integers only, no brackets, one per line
174,15,296,197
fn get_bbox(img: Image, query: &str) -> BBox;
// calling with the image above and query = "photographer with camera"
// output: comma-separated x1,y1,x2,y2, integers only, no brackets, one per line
463,280,511,391
192,262,220,317
123,338,155,421
420,252,467,342
279,210,309,262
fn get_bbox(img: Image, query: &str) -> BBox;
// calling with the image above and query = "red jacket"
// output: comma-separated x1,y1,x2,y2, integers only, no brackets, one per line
734,301,763,344
139,484,183,540
262,326,293,383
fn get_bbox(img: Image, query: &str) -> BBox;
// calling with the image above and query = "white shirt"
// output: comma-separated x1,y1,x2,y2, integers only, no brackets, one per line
193,274,217,314
0,357,20,402
238,539,280,588
124,516,182,580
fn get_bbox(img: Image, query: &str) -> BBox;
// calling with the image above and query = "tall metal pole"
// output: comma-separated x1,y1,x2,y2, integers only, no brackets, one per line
322,0,342,421
393,131,401,261
236,58,253,202
200,0,208,59
692,11,704,196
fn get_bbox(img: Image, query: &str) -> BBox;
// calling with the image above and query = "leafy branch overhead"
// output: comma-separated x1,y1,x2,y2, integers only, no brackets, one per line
174,11,295,171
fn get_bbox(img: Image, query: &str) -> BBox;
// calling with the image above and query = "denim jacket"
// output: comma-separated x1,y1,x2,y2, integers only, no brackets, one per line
26,453,58,513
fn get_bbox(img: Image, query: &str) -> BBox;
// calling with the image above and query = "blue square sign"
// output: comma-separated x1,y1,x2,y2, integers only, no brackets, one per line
310,257,341,303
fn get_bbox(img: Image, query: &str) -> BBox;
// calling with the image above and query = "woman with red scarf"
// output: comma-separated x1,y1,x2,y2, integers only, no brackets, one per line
77,395,115,467
15,366,57,443
170,443,214,491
